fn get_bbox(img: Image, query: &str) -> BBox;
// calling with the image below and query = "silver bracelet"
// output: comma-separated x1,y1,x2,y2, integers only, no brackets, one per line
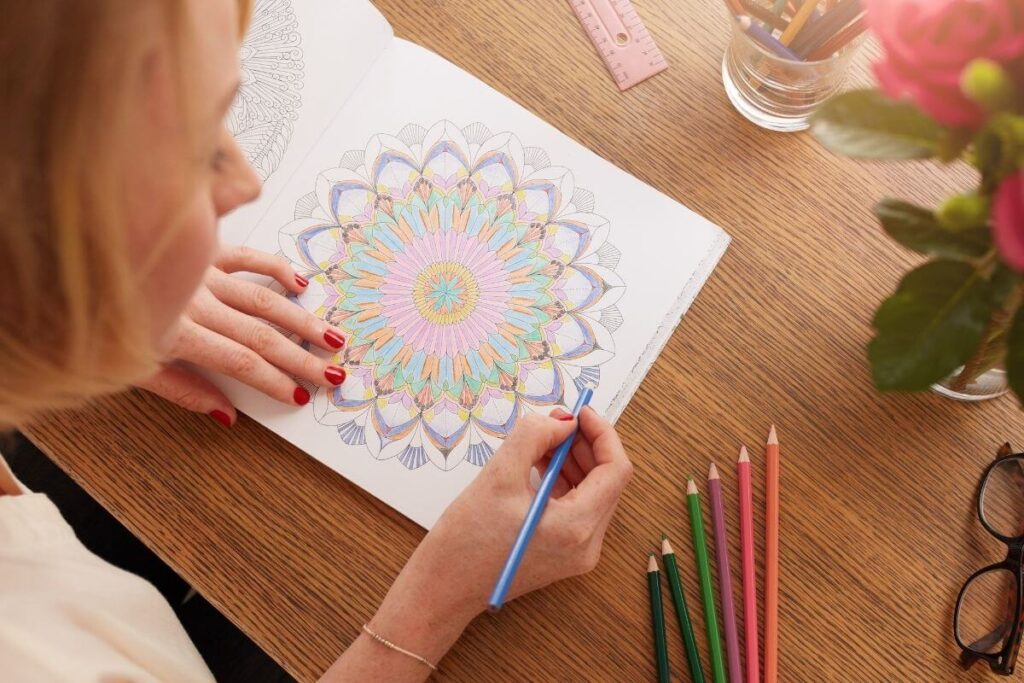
362,623,438,671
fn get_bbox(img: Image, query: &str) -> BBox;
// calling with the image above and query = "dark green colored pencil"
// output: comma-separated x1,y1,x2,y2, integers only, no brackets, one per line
688,477,727,683
647,553,670,683
662,534,706,683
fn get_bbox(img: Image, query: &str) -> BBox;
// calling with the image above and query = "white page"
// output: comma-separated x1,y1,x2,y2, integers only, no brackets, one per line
219,0,393,245
222,39,729,528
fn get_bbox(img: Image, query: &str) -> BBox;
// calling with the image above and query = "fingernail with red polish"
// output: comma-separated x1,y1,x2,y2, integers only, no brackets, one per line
551,409,574,421
295,274,309,288
209,410,232,428
324,329,346,349
294,387,311,406
325,366,347,386
556,414,575,421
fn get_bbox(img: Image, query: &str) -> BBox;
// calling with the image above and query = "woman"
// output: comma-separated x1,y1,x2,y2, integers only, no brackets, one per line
0,1,633,681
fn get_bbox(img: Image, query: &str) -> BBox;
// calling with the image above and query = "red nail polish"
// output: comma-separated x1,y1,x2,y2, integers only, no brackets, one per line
556,414,575,421
324,329,346,349
295,274,309,288
209,410,232,428
325,366,346,385
293,386,311,406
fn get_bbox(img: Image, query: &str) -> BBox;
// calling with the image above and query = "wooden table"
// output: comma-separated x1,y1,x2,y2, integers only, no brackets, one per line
24,1,1024,680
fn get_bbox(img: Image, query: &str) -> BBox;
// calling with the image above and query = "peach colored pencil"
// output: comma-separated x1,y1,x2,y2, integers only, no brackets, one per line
805,15,867,60
737,446,759,683
764,425,780,683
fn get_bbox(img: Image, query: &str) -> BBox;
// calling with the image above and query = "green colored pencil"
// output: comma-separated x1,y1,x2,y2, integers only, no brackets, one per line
647,553,670,683
688,477,727,683
661,534,706,683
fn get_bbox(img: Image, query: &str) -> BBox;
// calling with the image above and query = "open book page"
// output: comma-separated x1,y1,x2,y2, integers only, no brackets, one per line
219,0,393,244
222,38,729,528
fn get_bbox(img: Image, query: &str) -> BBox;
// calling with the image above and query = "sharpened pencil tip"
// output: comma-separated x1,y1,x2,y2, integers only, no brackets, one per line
661,532,668,541
686,478,698,496
661,536,673,555
708,462,719,480
768,424,778,445
738,445,750,462
648,553,658,572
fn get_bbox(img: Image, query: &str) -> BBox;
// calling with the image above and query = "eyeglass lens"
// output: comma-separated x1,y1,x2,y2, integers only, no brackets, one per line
980,457,1024,539
958,567,1018,654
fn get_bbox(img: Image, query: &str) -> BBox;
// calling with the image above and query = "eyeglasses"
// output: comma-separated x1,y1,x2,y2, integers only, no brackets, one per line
955,443,1024,676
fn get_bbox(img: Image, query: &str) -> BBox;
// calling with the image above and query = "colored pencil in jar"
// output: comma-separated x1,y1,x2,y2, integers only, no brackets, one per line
738,15,801,60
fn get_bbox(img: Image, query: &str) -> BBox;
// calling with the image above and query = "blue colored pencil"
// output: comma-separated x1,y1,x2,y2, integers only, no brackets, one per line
488,386,594,611
739,16,802,61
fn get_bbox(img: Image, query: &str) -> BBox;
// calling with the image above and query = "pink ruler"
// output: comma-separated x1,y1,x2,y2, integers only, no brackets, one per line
568,0,668,91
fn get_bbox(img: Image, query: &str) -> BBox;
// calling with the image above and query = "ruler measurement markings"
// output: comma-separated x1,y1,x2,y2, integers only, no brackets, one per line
568,0,666,90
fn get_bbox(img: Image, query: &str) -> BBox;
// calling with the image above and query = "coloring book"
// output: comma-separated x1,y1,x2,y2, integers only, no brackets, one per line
219,0,730,528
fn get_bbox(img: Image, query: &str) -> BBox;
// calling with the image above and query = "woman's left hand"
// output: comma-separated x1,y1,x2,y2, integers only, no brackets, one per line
137,245,348,426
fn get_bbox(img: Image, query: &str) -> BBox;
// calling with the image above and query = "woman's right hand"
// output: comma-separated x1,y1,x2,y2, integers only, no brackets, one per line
321,407,632,682
419,406,635,612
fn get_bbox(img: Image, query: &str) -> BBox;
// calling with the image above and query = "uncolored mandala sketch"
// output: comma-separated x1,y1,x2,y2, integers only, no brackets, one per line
228,0,304,181
280,121,625,471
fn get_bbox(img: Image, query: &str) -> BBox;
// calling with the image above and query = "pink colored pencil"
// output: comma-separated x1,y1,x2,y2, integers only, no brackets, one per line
738,446,759,683
765,425,780,683
708,463,742,683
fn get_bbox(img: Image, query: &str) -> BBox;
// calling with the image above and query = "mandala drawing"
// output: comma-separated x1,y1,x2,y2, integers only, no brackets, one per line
228,0,304,181
280,121,625,471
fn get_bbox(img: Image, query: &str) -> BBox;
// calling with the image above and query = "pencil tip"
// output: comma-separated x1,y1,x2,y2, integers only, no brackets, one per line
768,424,778,445
660,532,667,541
648,554,658,572
738,445,750,462
708,462,719,480
686,478,698,495
661,536,673,554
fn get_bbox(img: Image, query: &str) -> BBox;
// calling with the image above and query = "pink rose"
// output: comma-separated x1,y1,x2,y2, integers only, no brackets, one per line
995,172,1024,270
863,0,1024,127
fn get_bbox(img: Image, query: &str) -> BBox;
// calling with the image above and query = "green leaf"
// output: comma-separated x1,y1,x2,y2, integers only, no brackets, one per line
990,263,1020,304
874,198,990,259
938,128,975,162
1005,304,1024,405
810,89,945,160
869,260,994,390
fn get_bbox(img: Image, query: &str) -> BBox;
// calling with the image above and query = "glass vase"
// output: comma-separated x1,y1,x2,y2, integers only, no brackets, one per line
932,366,1009,402
931,294,1018,402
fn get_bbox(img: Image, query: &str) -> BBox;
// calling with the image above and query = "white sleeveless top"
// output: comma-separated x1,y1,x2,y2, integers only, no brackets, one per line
0,455,214,682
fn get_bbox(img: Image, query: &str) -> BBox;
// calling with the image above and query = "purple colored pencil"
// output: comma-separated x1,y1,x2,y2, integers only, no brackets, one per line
738,15,801,61
709,463,742,683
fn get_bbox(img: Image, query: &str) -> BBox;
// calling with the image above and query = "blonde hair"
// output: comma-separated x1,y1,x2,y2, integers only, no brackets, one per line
0,1,251,426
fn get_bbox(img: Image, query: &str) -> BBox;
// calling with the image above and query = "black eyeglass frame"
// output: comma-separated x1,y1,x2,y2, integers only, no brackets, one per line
954,445,1024,676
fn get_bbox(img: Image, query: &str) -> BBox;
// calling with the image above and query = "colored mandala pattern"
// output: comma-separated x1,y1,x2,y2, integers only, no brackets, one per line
281,121,625,470
228,0,304,181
